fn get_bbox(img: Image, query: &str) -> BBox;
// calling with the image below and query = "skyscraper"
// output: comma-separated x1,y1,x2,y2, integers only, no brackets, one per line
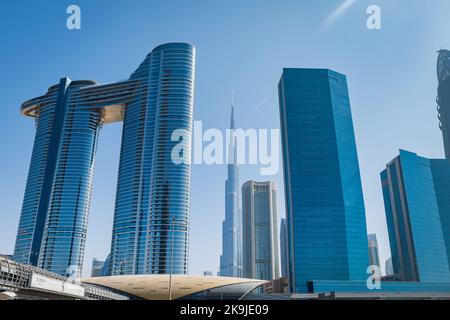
14,78,109,277
430,159,450,272
280,218,289,279
367,234,380,268
220,102,242,277
278,68,369,292
385,257,394,276
437,49,450,159
13,43,196,277
380,150,450,282
242,181,279,280
101,254,111,277
91,258,105,277
110,43,195,275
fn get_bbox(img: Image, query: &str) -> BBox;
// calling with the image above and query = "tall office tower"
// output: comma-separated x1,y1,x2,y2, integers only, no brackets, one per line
367,234,381,268
91,258,105,277
110,43,195,275
242,181,279,280
437,49,450,159
278,68,369,292
220,103,242,277
385,257,394,276
280,218,289,278
13,43,196,277
380,150,450,282
430,159,450,272
14,78,105,277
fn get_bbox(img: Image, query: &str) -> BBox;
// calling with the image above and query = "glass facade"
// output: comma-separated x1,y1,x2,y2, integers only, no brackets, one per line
110,43,195,275
280,218,289,279
430,159,450,272
178,282,263,300
242,181,279,280
91,258,105,277
380,150,450,282
220,104,243,277
437,49,450,159
385,257,394,276
101,253,111,276
14,78,103,277
14,43,196,278
278,68,369,292
308,280,450,294
367,234,380,268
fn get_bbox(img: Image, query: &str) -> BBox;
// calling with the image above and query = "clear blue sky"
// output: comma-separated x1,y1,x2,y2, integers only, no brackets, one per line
1,0,449,277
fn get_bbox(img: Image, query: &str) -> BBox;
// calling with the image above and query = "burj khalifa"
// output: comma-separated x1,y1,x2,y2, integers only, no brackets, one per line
219,101,243,277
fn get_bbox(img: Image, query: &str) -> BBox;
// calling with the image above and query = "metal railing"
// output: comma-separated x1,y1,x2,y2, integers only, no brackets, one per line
0,255,128,300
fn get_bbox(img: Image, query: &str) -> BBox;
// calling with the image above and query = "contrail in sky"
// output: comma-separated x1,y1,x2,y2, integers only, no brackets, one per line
248,97,269,116
319,0,358,33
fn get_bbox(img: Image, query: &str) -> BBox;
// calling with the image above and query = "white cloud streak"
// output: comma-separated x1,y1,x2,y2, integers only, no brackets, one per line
319,0,358,33
248,97,269,116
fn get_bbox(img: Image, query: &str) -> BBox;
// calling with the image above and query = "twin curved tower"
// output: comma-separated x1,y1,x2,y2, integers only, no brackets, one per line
13,43,196,277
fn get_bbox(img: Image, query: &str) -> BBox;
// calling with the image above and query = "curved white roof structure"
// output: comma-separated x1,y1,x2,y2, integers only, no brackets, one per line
81,274,266,300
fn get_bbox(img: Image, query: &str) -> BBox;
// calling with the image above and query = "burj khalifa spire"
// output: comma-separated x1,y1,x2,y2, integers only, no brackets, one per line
219,96,242,277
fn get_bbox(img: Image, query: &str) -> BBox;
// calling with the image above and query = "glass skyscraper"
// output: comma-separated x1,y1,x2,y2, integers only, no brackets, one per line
220,103,243,277
14,78,109,277
110,43,195,275
242,181,279,280
385,257,394,276
437,49,450,159
280,218,289,279
367,233,380,268
91,258,105,277
430,159,450,272
13,43,196,277
380,150,450,282
278,68,369,292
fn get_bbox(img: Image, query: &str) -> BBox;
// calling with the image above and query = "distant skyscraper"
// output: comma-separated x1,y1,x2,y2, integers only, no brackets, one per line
242,181,279,280
101,254,111,277
385,257,394,276
380,150,450,282
280,218,289,279
437,49,450,159
203,271,213,276
278,68,369,292
13,43,196,278
220,102,242,277
367,234,380,268
91,258,105,277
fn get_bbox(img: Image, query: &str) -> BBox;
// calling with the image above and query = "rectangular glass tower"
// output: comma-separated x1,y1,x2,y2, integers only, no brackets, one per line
431,159,450,272
278,68,369,292
242,181,279,280
368,233,381,268
280,218,289,279
381,150,450,282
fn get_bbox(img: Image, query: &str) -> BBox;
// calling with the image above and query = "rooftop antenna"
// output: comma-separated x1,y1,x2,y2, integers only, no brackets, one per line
230,90,235,129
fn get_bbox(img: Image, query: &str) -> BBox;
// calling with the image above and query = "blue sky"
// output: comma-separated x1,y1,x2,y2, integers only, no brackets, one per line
1,0,450,277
